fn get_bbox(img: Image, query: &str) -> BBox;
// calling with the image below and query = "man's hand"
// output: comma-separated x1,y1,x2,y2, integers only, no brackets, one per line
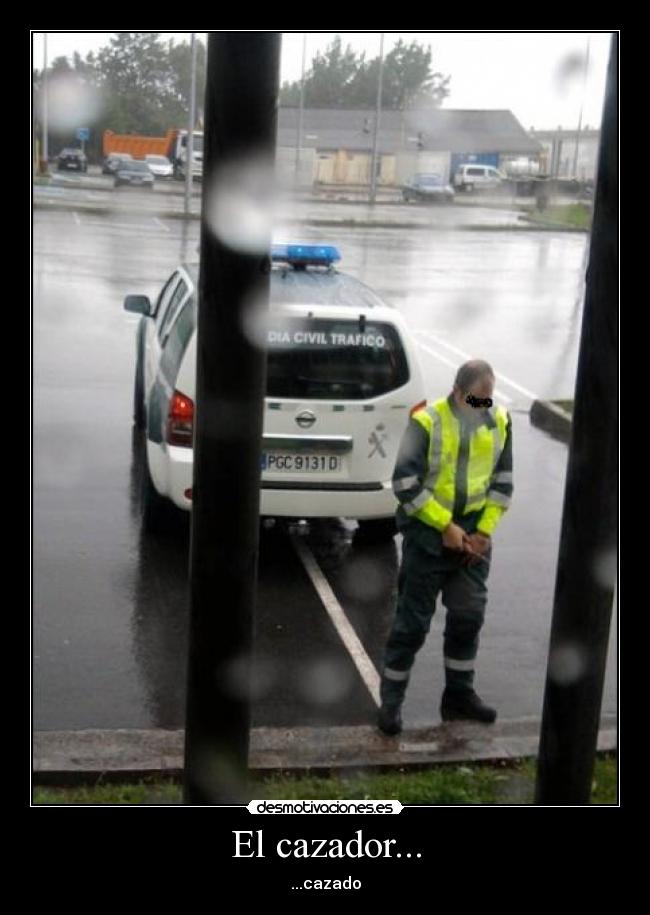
442,522,467,551
467,533,490,554
462,532,491,566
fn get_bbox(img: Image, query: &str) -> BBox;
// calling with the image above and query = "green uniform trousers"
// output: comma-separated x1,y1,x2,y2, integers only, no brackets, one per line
381,520,491,706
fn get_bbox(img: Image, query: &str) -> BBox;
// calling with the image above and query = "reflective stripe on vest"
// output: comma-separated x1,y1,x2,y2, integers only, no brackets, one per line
393,474,420,493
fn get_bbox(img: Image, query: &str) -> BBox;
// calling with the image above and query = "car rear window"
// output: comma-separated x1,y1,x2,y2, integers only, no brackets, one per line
160,296,196,384
270,269,385,310
158,278,188,342
265,316,409,400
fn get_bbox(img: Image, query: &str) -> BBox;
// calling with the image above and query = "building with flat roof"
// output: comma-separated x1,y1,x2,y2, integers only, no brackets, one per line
276,107,543,187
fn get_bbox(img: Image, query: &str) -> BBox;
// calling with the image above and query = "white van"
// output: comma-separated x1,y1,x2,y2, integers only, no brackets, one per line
453,164,505,192
124,244,426,539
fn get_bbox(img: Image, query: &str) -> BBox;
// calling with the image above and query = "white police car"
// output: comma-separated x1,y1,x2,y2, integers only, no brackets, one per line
124,244,426,537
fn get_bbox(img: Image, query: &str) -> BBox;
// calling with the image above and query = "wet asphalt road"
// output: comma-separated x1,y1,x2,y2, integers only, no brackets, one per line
33,203,616,731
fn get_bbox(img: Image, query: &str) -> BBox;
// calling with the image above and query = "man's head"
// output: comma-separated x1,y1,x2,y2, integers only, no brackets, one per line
452,360,495,417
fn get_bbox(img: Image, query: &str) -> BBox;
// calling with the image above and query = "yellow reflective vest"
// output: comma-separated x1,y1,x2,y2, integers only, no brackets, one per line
392,396,513,537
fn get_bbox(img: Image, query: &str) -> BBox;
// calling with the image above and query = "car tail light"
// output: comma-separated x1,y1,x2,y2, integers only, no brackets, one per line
409,399,427,417
167,390,194,447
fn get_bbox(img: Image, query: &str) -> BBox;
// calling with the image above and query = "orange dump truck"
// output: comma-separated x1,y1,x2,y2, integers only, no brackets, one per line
103,129,179,160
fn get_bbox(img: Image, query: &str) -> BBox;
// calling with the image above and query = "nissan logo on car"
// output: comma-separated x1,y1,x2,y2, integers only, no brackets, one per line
296,411,316,429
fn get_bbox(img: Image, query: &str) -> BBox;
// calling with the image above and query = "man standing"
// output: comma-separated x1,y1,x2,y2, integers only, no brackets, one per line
378,360,513,736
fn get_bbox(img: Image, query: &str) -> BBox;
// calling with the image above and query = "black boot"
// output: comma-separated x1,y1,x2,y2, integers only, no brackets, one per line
440,688,497,724
378,671,408,736
377,702,403,736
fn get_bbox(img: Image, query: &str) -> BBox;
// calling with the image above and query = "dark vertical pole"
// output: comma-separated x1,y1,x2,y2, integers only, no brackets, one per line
41,33,49,175
369,32,385,205
535,34,618,805
183,32,281,805
295,33,306,185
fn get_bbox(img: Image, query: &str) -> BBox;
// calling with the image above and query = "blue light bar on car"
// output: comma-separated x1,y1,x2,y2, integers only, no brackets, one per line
271,244,341,267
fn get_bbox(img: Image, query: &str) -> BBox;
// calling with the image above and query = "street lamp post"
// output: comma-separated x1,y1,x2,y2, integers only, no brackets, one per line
295,33,307,188
184,32,197,217
369,33,385,205
572,37,591,180
41,33,49,175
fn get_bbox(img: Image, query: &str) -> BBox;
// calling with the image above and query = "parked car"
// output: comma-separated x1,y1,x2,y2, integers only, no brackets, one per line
124,244,426,538
402,173,454,204
57,148,88,172
453,164,505,193
144,154,173,178
114,159,155,189
102,153,133,175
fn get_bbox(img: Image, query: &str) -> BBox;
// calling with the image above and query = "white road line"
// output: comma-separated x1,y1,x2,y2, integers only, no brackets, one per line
416,329,540,401
153,217,170,232
81,220,161,231
291,534,381,707
416,341,514,405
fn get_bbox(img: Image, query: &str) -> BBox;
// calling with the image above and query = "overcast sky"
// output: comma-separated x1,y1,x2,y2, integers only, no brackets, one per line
31,31,613,131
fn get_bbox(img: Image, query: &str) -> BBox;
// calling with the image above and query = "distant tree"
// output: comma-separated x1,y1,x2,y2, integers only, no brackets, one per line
49,55,73,74
281,37,366,108
92,34,206,138
95,32,175,135
383,40,450,109
280,36,451,110
166,37,207,125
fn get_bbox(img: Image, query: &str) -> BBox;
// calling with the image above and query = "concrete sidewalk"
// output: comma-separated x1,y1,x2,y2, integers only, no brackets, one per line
33,190,537,232
34,716,616,783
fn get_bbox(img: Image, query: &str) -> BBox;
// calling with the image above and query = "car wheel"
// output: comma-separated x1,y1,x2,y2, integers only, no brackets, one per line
356,517,397,543
465,183,474,193
133,329,146,430
141,457,169,534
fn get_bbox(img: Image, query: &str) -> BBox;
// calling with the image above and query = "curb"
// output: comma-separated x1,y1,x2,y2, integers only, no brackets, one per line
530,400,572,443
33,716,616,785
38,179,114,193
33,200,202,220
291,219,532,232
518,215,588,233
34,202,551,233
285,217,520,232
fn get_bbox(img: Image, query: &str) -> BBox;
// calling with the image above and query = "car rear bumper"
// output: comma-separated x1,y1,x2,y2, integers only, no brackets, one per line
153,443,397,520
260,483,397,519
